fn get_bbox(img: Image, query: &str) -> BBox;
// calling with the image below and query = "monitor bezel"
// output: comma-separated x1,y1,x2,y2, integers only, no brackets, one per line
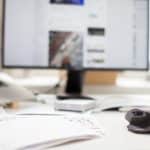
1,0,149,71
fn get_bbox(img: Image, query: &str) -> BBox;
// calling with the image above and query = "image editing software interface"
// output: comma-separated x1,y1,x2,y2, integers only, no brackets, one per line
3,0,149,70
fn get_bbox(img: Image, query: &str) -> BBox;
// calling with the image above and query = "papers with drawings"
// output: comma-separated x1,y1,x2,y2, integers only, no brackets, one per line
0,114,104,150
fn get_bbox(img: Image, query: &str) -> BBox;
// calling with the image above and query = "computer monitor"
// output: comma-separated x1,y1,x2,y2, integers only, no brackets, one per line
2,0,149,98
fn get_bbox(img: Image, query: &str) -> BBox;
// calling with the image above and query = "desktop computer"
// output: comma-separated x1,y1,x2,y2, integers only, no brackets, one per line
1,0,149,100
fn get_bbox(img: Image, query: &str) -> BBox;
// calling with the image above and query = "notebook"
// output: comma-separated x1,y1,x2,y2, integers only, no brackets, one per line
0,115,104,150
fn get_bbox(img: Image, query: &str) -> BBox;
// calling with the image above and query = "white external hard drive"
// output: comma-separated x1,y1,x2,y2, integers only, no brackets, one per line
55,100,96,112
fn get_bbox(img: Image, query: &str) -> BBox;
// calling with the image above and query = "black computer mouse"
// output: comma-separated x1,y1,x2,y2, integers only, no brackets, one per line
125,109,150,133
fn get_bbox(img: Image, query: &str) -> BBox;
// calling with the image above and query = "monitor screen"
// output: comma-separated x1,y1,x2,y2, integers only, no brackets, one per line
2,0,149,70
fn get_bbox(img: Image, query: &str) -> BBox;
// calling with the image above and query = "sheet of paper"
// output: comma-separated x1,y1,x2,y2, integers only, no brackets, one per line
0,115,104,149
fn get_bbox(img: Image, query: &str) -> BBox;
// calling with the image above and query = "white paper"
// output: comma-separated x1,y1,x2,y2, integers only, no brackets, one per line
0,115,104,150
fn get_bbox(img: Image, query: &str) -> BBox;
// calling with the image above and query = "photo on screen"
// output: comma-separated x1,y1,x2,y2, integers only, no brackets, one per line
50,0,84,5
49,31,83,69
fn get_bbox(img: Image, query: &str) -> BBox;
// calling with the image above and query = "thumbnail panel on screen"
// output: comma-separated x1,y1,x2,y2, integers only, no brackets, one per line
49,31,83,70
50,0,84,5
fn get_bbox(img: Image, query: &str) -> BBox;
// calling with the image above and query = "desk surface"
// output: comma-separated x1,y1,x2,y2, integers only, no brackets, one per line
50,112,150,150
6,95,150,150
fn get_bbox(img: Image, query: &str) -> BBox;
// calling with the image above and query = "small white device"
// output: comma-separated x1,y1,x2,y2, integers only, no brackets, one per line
55,100,96,112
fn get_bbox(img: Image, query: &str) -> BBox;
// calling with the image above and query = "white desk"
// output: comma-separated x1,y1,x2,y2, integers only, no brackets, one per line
51,112,150,150
5,95,150,150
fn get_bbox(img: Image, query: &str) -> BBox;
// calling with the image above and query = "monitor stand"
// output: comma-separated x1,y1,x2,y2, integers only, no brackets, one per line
57,70,94,100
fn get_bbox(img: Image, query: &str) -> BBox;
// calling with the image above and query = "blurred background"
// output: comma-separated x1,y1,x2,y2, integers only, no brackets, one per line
0,0,150,95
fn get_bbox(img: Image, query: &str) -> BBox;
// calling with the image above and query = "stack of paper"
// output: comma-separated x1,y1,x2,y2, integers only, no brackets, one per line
0,115,104,149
